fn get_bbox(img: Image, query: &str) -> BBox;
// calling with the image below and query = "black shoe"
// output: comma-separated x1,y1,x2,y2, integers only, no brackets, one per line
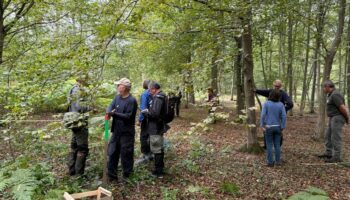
317,154,332,159
266,163,274,167
275,161,283,166
325,157,342,163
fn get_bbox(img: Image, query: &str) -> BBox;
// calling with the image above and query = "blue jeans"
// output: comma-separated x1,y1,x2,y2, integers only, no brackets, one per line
265,126,282,165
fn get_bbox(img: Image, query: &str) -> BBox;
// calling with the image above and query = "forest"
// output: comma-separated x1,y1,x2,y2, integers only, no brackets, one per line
0,0,350,199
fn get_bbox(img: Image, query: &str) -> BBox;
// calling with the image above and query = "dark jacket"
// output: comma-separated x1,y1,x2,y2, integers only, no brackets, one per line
147,91,168,135
256,89,294,112
106,94,138,135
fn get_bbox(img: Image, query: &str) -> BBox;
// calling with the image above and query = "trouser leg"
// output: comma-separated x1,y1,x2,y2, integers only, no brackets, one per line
324,119,333,156
273,128,281,163
120,135,135,177
68,131,78,175
265,129,274,165
330,116,345,159
74,127,89,175
150,134,164,173
140,121,150,155
108,134,121,179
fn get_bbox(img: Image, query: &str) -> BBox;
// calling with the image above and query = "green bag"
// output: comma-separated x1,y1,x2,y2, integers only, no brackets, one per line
63,112,89,129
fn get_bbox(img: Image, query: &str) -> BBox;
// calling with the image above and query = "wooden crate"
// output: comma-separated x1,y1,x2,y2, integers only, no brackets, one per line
63,187,112,200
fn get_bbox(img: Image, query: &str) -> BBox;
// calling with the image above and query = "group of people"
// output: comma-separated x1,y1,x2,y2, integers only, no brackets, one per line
66,76,349,180
67,77,182,181
258,79,349,167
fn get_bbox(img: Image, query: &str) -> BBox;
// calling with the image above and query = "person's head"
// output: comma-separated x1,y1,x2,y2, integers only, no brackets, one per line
114,78,132,96
142,80,150,90
323,80,335,94
268,89,281,102
148,81,161,96
273,79,282,90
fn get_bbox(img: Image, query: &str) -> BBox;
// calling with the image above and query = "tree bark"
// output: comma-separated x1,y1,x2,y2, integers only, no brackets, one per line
234,36,244,115
310,0,326,114
347,3,350,112
241,5,258,148
300,0,312,116
287,15,294,116
316,0,346,140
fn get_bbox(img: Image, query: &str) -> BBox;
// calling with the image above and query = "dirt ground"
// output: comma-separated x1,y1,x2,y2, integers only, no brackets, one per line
110,102,350,200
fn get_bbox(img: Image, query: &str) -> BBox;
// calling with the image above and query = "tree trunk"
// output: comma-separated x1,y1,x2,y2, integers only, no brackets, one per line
300,0,312,116
287,15,294,115
347,3,350,112
211,43,219,93
234,36,244,115
259,39,268,88
310,0,326,114
242,5,258,149
0,0,5,65
316,0,346,140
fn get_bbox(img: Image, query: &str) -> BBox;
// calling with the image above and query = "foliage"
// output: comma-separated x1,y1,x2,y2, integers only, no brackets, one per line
0,160,55,200
161,187,179,200
288,187,329,200
220,182,241,196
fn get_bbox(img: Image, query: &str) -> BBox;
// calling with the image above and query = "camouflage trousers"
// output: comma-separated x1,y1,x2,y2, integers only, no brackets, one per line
68,127,89,175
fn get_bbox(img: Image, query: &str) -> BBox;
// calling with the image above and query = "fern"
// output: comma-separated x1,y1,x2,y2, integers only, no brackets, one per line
0,162,54,200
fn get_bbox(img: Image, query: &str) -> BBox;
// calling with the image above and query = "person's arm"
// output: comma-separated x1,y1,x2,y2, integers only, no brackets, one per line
148,96,164,119
339,104,349,124
106,96,117,114
280,103,287,129
138,92,148,122
283,92,294,112
255,89,271,98
115,99,137,120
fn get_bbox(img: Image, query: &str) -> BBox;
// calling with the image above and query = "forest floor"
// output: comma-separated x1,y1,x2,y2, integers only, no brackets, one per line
1,101,350,199
108,101,350,200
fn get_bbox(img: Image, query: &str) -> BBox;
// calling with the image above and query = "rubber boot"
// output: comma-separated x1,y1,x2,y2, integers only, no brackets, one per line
75,152,87,175
67,151,77,176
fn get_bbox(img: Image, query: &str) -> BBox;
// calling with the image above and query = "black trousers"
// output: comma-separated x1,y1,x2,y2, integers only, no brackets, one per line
108,133,135,178
140,120,150,154
154,152,164,173
175,100,181,116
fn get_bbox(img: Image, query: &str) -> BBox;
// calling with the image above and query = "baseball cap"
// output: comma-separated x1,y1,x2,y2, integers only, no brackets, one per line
114,78,132,88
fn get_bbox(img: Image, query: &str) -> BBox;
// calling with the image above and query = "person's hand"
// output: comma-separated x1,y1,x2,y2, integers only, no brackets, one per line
261,127,266,132
137,121,141,126
141,109,149,114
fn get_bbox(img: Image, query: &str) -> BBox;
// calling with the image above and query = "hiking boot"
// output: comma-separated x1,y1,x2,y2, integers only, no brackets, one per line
151,170,164,178
317,154,332,159
325,157,342,163
275,161,283,166
266,163,274,167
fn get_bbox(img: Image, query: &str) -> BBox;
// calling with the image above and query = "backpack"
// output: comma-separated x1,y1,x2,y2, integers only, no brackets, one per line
163,95,177,123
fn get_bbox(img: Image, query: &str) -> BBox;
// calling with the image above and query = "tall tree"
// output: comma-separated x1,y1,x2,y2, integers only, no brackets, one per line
241,2,258,149
300,0,312,115
234,36,244,114
316,0,346,139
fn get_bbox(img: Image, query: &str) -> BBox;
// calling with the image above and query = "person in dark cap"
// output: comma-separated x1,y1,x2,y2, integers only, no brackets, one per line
106,78,138,182
318,80,349,163
141,81,169,177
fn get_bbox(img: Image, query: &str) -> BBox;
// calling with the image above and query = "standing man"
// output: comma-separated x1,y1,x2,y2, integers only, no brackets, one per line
175,87,182,117
255,79,294,112
318,80,349,163
67,77,90,176
142,81,169,177
106,78,138,181
138,80,153,161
